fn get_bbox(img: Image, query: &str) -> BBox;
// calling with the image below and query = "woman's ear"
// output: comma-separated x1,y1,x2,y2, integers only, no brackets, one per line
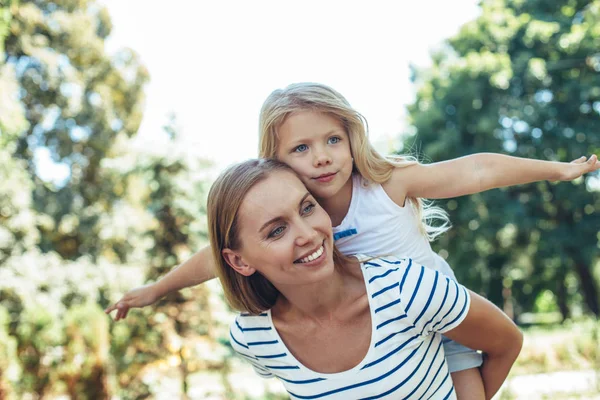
222,248,256,277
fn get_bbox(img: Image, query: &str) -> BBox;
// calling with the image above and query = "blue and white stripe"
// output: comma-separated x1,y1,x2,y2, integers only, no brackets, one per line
229,256,470,399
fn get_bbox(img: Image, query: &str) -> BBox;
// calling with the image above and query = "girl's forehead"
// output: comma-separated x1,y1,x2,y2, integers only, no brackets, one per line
279,111,344,136
286,109,339,122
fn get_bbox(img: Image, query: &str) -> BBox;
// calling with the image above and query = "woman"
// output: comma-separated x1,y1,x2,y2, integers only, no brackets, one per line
208,158,522,400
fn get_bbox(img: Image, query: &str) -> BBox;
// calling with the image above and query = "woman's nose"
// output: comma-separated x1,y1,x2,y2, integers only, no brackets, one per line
295,220,320,247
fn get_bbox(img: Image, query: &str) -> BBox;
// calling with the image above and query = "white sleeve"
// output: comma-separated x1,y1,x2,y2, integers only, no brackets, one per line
230,317,275,379
432,252,457,281
398,259,471,336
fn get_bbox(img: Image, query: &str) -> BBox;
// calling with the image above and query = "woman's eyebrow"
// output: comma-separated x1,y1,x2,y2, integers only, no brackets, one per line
297,192,311,206
258,192,311,233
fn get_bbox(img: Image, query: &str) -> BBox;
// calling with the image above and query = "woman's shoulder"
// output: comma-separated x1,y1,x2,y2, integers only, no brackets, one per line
230,312,277,348
358,255,439,293
357,255,413,276
232,312,272,334
358,254,409,264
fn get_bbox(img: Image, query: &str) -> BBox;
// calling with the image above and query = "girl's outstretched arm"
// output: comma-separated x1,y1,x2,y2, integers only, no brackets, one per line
104,245,216,321
385,153,599,202
443,290,523,400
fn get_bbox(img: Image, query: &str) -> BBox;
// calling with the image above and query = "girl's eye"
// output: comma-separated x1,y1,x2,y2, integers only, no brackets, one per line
293,144,308,153
328,136,341,144
269,226,286,238
302,202,315,215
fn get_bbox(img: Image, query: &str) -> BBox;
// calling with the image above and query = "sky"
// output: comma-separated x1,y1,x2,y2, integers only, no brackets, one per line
98,0,481,173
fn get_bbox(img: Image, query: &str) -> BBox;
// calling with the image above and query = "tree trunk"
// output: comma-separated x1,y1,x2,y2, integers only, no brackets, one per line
556,271,570,322
572,259,600,317
487,254,507,309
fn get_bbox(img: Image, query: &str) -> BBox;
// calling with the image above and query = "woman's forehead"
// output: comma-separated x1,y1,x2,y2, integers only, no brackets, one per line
239,172,307,216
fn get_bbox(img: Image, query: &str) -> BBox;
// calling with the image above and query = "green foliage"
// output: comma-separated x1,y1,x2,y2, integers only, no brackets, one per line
0,148,37,263
0,0,226,398
15,305,64,396
0,1,14,55
0,307,18,399
514,318,600,374
4,0,149,261
58,303,110,399
406,0,600,319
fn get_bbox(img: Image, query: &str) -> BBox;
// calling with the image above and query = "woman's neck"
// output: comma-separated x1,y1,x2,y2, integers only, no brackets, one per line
316,175,354,226
273,259,359,321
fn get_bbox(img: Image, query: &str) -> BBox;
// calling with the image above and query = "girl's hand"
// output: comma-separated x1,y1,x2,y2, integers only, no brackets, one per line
560,155,600,181
104,283,159,321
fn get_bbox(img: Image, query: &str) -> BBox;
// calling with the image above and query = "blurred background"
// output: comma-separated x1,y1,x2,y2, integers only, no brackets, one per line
0,0,599,398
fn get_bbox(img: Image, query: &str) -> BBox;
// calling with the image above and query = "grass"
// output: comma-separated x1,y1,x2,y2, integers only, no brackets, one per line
512,317,600,375
492,317,600,399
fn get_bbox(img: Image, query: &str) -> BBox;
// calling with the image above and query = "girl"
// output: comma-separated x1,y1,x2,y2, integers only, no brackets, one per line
208,158,522,400
106,83,599,399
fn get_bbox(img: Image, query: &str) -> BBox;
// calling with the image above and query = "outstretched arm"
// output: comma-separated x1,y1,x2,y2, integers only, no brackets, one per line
385,153,599,202
105,245,216,320
444,290,523,400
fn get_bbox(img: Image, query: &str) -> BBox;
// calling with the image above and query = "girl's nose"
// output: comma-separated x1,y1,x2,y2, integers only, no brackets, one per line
313,149,332,167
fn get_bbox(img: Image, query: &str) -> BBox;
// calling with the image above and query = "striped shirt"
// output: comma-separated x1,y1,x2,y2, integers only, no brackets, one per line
229,256,471,399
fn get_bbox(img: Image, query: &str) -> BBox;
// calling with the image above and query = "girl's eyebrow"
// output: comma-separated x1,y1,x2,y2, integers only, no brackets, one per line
286,137,310,147
258,192,311,233
286,129,341,148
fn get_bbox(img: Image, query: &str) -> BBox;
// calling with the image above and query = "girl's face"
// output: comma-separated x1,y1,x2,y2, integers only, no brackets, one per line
224,170,336,287
275,110,354,201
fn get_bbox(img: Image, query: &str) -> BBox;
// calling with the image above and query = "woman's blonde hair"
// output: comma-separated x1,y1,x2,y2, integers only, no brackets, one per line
258,82,450,240
207,158,349,315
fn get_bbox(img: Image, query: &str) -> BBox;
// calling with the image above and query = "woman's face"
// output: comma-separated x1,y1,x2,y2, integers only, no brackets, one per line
225,170,336,287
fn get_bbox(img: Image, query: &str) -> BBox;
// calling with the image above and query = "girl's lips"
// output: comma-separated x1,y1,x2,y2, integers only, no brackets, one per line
314,173,336,183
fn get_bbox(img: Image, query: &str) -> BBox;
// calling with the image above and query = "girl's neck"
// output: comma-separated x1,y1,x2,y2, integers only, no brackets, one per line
316,174,354,226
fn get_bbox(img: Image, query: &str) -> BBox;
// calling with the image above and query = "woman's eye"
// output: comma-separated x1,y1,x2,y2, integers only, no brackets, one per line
328,136,341,144
294,144,308,153
302,203,315,215
269,226,285,238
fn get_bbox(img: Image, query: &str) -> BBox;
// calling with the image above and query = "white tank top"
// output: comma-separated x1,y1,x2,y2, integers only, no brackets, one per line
333,174,456,280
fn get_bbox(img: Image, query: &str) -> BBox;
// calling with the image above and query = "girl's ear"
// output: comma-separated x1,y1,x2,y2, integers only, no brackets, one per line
222,248,256,277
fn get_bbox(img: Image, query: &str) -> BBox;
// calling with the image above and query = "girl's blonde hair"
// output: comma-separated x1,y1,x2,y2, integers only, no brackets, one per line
258,82,450,240
207,158,349,315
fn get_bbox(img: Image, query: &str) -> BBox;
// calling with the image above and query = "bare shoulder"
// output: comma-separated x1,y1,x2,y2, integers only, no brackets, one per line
381,165,421,207
342,257,364,279
343,259,369,303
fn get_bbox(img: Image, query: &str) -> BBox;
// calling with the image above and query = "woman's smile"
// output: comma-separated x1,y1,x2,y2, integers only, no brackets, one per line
294,241,326,265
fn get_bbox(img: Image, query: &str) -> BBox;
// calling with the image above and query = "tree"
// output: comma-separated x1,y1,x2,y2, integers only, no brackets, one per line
1,0,35,264
4,0,148,261
0,0,15,54
406,0,600,320
104,120,221,398
1,1,229,397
